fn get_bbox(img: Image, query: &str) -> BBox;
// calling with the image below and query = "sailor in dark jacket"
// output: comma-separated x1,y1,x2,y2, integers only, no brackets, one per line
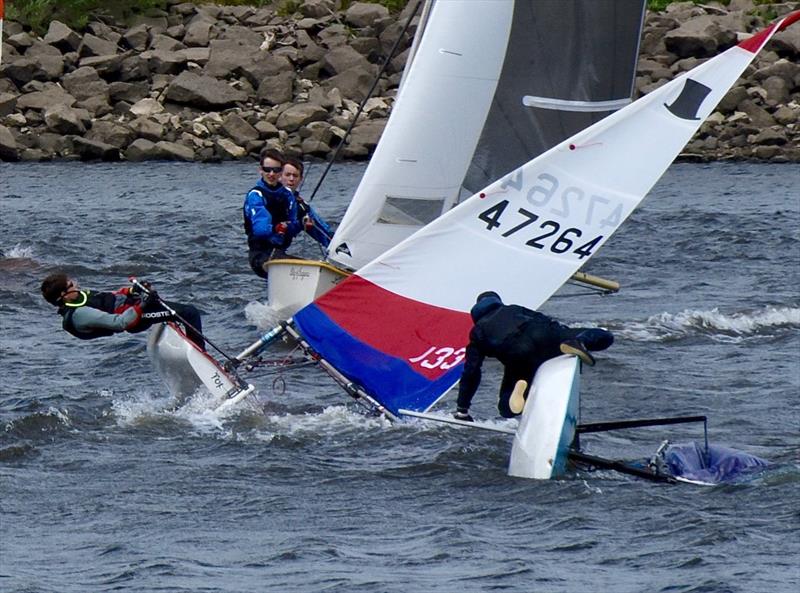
243,148,301,279
455,291,613,420
41,273,205,349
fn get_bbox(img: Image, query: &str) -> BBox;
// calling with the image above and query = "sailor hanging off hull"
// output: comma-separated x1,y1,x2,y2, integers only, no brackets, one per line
455,291,614,421
41,273,205,349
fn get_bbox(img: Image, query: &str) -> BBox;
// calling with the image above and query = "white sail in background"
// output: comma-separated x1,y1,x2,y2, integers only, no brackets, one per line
327,0,646,271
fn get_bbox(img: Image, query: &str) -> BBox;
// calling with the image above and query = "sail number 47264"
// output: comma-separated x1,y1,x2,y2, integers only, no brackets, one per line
478,199,603,259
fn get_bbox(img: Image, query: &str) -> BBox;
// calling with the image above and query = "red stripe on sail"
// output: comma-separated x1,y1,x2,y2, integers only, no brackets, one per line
738,10,800,53
313,275,473,381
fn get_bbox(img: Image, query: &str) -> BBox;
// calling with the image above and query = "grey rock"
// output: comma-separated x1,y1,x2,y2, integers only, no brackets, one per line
63,66,110,102
140,49,187,75
125,138,157,161
129,117,166,142
0,124,20,161
6,32,35,52
108,81,150,104
150,33,187,52
154,140,196,161
79,54,126,77
43,104,89,135
75,95,113,117
16,85,76,111
323,45,372,76
221,113,260,143
716,85,749,113
0,93,17,117
122,24,150,52
276,103,329,132
86,22,123,46
165,71,248,108
214,137,247,159
738,99,776,127
322,66,378,102
256,71,295,105
72,136,121,161
184,18,214,47
85,120,136,148
345,2,389,29
301,0,335,19
78,34,119,58
44,21,82,53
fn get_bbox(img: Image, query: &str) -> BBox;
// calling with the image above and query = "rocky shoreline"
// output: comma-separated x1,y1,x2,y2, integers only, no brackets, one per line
0,0,798,163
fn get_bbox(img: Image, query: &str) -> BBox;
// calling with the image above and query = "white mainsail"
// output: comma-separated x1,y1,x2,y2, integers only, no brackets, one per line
326,0,646,271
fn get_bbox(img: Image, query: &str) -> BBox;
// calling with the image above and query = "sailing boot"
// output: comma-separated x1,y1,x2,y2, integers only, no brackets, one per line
560,339,595,366
509,380,528,415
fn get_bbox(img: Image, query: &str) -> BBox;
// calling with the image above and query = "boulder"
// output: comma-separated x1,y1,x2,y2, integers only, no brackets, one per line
16,85,76,111
221,113,260,143
275,103,329,132
154,140,196,160
62,66,110,102
0,125,20,161
322,45,373,76
72,136,121,160
78,34,119,58
121,24,150,52
85,120,136,148
165,71,249,109
214,137,247,159
43,104,90,135
44,21,82,53
322,66,378,102
129,117,166,142
256,71,295,106
345,2,389,29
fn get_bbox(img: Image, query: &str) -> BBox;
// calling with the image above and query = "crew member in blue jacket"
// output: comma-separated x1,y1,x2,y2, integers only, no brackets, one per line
454,291,614,420
281,156,334,249
243,148,302,279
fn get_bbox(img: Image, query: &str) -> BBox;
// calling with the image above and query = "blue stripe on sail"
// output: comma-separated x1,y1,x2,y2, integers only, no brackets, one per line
294,304,462,415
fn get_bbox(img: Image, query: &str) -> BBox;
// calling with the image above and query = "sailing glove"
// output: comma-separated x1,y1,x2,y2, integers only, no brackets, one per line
143,289,159,307
453,407,473,422
303,216,314,232
274,222,288,234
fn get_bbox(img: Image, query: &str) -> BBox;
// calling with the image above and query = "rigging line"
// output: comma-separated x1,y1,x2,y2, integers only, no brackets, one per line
306,0,423,204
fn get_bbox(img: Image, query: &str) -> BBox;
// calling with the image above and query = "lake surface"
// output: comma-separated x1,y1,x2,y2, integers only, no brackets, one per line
1,160,798,592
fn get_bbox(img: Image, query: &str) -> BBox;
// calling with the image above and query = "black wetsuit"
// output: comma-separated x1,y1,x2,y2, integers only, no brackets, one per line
457,296,613,418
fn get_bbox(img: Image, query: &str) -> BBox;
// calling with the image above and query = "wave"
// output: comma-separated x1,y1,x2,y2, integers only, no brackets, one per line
2,243,35,259
618,305,800,342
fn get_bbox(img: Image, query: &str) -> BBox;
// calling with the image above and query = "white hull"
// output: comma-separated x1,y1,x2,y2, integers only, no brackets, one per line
147,322,255,411
265,258,349,317
508,355,580,479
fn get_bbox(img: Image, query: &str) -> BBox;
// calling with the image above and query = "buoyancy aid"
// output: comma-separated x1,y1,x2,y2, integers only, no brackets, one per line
59,289,141,340
243,181,298,251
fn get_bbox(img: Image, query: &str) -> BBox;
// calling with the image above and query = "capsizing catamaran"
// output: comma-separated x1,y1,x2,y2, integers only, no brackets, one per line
263,0,647,317
229,9,799,484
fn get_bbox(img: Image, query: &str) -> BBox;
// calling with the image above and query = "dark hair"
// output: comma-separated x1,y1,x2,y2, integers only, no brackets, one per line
41,272,69,306
259,147,284,167
283,156,304,177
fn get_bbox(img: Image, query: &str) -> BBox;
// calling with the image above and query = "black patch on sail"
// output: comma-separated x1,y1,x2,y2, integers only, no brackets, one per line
664,79,713,120
335,243,351,257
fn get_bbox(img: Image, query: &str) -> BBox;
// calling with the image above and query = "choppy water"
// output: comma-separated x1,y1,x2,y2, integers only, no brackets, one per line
1,160,798,593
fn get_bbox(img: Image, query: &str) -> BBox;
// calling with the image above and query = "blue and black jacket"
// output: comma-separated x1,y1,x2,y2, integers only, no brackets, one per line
243,179,301,252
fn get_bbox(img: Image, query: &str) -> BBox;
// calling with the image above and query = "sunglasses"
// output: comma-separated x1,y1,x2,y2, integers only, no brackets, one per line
261,166,282,174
